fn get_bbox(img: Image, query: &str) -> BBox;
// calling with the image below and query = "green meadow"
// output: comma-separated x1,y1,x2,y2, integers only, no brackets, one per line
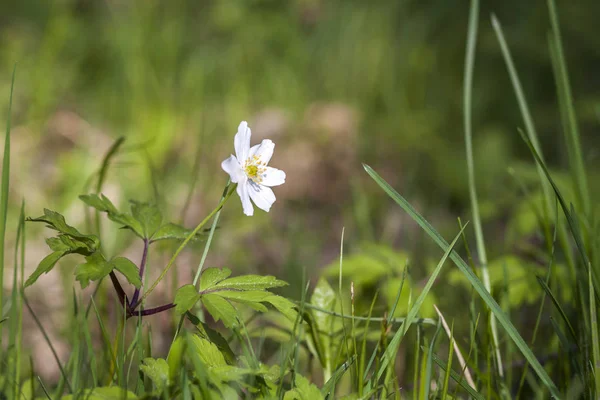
0,0,599,398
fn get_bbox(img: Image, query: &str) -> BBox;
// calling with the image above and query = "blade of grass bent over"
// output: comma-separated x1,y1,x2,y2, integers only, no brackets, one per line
363,164,560,398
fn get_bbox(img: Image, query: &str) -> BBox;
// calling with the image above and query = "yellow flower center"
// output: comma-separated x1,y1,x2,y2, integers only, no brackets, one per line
245,164,259,178
244,155,267,184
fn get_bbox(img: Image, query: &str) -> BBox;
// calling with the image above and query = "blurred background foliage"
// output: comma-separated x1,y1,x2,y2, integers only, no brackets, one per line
0,0,599,381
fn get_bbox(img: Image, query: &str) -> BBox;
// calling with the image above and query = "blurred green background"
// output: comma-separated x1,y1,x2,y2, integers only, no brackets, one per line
1,0,599,381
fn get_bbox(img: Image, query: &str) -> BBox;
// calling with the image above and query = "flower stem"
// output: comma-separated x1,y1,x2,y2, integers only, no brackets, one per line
131,183,237,309
108,271,128,309
129,238,149,308
127,303,175,319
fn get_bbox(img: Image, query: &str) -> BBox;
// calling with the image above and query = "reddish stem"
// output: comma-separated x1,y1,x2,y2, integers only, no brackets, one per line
109,271,128,309
127,303,175,319
129,238,149,308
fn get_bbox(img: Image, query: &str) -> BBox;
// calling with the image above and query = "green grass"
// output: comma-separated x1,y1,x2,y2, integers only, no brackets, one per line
1,1,599,399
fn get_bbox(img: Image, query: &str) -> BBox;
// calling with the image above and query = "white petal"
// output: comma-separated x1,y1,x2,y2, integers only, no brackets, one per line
248,184,276,213
237,181,254,216
261,167,285,187
234,121,251,161
248,139,274,165
221,155,244,183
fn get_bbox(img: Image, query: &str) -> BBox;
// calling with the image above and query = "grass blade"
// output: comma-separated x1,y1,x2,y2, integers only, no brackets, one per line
0,64,16,356
429,350,485,400
321,354,356,397
370,219,465,386
463,0,503,377
422,323,442,399
363,163,560,398
434,304,476,390
546,0,589,215
535,276,577,347
441,324,455,400
590,268,600,397
22,291,73,393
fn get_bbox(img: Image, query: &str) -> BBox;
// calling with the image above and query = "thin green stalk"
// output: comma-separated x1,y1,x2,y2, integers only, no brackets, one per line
491,15,554,229
169,181,232,348
192,181,231,287
301,302,437,326
0,65,16,356
134,183,236,307
22,290,73,393
590,267,600,396
464,0,503,377
441,324,455,400
423,323,442,400
10,200,25,399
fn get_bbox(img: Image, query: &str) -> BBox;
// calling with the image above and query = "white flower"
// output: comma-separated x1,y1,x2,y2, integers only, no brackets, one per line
221,121,286,216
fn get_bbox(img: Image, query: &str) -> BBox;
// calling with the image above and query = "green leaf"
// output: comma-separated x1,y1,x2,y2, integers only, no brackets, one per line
74,252,112,289
199,267,232,291
28,209,99,250
310,277,335,371
108,212,144,238
201,293,238,328
284,374,324,400
131,200,162,238
46,237,71,252
79,194,144,238
79,193,118,214
25,250,67,287
61,387,138,400
262,294,298,322
140,358,169,392
167,337,185,382
216,291,270,312
196,321,236,365
324,244,409,286
151,222,208,242
188,334,229,367
110,257,141,288
212,275,288,291
174,284,201,315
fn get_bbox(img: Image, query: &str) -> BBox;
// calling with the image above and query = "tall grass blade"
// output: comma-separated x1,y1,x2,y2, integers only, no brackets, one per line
363,163,560,397
517,130,595,290
9,200,25,398
0,65,16,356
490,15,553,217
546,0,589,215
536,276,577,346
590,268,600,397
463,0,503,378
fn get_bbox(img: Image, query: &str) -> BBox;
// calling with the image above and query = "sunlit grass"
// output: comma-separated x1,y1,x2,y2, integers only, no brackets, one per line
0,1,598,399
